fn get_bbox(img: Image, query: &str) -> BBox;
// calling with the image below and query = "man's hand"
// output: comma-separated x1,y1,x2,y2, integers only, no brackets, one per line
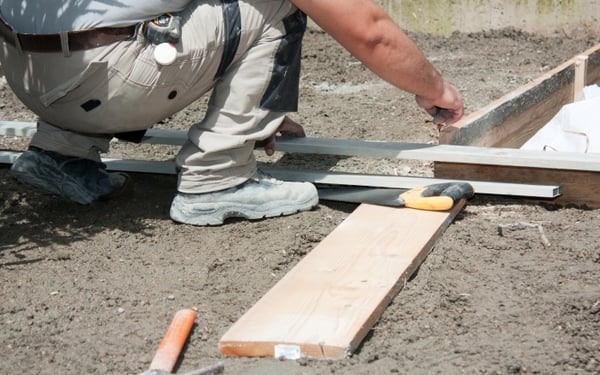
260,116,306,156
415,80,464,126
292,0,465,127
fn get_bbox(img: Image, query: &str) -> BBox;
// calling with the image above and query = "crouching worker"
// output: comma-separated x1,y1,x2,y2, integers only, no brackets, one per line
0,0,463,226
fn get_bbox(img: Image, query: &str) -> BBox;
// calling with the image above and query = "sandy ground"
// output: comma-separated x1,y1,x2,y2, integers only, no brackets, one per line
1,20,599,375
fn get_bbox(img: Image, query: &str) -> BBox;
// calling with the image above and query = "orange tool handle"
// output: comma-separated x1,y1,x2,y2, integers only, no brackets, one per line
149,309,197,372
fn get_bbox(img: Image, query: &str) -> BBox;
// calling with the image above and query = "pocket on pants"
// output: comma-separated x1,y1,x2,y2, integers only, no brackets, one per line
39,61,110,107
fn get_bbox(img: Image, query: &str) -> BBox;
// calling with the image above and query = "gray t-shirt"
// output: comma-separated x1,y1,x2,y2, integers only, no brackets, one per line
0,0,192,34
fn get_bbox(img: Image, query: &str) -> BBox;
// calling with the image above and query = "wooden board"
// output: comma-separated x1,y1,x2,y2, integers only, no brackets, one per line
435,163,600,208
435,44,600,208
439,44,600,148
219,201,465,360
584,44,600,86
439,59,575,148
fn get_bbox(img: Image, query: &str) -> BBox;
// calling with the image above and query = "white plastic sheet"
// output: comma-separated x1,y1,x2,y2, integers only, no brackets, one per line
521,84,600,153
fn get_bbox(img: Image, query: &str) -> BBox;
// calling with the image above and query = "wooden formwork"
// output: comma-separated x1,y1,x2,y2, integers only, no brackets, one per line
435,44,600,208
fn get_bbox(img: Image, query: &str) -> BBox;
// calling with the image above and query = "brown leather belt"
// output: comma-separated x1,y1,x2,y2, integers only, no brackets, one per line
0,18,137,53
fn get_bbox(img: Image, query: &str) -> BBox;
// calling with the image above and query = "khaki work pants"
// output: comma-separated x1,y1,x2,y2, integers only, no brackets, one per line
0,0,306,193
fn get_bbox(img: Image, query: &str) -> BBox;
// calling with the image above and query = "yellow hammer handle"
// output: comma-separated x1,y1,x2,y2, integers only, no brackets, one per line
403,195,454,211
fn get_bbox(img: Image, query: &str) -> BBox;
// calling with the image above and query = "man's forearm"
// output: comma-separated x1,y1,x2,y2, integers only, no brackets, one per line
292,0,445,101
355,14,445,101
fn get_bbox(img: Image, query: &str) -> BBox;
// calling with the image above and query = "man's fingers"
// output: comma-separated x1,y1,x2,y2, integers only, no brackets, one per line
278,116,306,138
260,116,306,156
263,136,275,156
433,107,463,126
415,80,464,126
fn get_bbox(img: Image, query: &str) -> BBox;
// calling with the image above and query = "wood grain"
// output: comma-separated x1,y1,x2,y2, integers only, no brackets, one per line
219,201,466,359
435,163,600,208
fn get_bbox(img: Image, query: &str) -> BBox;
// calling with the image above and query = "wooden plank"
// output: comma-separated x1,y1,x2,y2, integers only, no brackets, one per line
439,43,600,148
573,55,588,102
219,201,466,359
584,44,600,86
434,44,600,208
439,62,575,148
435,163,600,208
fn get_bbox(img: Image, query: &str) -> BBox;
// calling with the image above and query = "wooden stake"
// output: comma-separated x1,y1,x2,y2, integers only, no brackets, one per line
573,55,588,102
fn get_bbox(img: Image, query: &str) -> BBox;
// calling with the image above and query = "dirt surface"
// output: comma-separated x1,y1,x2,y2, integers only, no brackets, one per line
1,22,599,375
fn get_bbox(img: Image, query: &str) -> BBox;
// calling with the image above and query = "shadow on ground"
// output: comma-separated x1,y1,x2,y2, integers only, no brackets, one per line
0,169,178,256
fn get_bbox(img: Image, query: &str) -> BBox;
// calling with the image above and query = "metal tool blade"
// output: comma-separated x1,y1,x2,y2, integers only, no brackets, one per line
317,186,407,207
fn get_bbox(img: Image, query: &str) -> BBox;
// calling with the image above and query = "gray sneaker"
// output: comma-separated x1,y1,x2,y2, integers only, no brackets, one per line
10,146,131,205
170,170,319,226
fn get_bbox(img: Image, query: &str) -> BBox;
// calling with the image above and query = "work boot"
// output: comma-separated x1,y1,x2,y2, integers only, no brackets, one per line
10,146,131,205
170,170,319,226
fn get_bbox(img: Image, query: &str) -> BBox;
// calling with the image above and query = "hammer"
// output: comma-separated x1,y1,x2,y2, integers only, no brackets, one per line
140,309,224,375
